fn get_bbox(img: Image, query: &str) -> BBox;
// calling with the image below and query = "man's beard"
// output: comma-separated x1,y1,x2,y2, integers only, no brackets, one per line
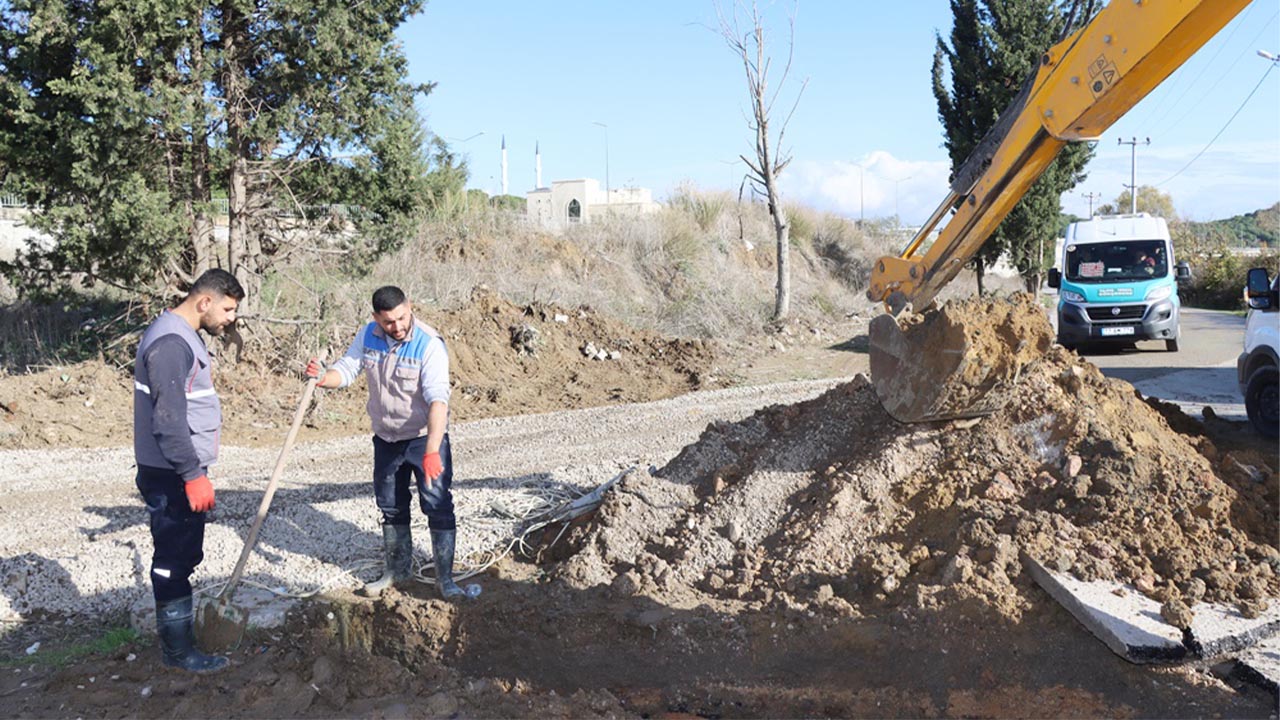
390,314,413,340
200,317,230,336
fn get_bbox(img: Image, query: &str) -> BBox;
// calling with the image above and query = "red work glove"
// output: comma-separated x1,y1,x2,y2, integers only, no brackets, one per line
185,475,215,513
422,451,444,486
304,357,325,380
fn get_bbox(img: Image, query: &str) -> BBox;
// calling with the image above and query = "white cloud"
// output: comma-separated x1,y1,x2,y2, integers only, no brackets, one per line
1065,139,1280,221
778,151,952,224
778,141,1279,225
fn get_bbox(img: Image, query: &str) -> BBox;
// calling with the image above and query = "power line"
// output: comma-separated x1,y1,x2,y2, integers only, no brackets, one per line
1154,62,1277,188
1147,10,1279,139
1137,0,1257,131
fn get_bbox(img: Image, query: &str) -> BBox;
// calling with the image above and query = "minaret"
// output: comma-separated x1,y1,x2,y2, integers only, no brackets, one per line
500,135,508,196
535,141,542,189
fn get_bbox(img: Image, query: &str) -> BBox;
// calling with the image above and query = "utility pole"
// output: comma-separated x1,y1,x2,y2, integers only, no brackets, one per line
1118,137,1150,214
1081,191,1100,217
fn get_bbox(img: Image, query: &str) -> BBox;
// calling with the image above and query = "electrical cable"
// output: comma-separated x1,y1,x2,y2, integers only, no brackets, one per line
1147,9,1278,141
1153,62,1277,188
1136,1,1258,133
194,470,628,600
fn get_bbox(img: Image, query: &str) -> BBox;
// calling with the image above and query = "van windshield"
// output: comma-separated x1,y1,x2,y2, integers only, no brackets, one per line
1065,239,1168,282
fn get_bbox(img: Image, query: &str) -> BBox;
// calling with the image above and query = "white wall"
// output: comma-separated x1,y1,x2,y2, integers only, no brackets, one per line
526,178,660,229
0,213,51,262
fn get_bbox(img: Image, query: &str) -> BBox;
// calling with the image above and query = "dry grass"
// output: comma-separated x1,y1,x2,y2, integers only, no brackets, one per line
1,186,895,371
326,188,886,341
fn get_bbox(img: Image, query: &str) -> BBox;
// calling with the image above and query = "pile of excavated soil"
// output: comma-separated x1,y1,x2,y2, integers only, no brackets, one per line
0,287,718,450
869,294,1053,422
555,295,1279,627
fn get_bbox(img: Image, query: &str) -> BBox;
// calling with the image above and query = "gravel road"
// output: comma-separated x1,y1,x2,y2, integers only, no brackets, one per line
0,377,845,628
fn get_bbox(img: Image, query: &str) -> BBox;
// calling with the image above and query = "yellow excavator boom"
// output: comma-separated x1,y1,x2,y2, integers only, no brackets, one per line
866,0,1252,424
867,0,1251,312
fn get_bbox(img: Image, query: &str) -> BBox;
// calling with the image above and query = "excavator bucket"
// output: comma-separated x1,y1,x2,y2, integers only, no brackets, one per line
868,294,1054,423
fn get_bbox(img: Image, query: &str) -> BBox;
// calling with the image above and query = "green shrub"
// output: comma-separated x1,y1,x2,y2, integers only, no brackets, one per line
1181,248,1280,309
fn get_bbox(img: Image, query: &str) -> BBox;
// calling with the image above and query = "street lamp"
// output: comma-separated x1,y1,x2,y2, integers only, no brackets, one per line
857,164,867,223
592,121,610,205
892,175,914,228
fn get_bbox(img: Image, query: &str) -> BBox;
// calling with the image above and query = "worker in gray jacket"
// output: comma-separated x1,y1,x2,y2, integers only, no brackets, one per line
305,285,480,600
133,269,244,673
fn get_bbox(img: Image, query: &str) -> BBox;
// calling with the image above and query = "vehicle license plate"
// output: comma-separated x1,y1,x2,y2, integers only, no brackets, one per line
1100,326,1135,337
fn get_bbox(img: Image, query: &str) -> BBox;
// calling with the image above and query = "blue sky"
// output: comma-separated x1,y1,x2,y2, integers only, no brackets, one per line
401,1,1280,223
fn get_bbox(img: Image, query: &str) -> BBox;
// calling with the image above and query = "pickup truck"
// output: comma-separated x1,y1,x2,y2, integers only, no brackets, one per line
1240,267,1279,438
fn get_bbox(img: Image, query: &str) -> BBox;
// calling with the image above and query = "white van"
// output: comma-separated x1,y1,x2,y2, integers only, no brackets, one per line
1047,213,1190,351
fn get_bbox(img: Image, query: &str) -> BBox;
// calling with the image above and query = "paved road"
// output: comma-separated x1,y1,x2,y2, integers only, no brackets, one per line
1066,306,1248,420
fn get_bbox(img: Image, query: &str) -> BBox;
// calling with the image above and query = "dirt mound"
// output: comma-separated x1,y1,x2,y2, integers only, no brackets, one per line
555,299,1279,625
4,297,1277,717
438,286,716,415
0,287,718,450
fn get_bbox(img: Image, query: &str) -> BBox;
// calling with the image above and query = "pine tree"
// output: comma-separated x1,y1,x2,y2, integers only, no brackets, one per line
0,0,448,306
932,0,1093,294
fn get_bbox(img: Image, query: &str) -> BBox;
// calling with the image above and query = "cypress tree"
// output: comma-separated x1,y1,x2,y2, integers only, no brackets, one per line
932,0,1093,293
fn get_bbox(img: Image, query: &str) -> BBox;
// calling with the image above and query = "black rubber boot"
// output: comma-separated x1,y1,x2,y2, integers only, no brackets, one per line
430,528,481,600
360,524,413,597
156,597,229,673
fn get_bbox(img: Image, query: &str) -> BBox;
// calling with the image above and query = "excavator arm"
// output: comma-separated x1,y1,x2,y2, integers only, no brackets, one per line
866,0,1251,423
868,0,1251,312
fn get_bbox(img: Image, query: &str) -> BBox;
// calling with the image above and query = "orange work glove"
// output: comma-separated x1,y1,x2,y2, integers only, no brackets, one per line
422,451,444,486
185,475,215,513
304,357,325,380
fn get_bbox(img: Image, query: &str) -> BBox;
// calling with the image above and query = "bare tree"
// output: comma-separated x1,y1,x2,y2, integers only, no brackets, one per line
717,1,807,321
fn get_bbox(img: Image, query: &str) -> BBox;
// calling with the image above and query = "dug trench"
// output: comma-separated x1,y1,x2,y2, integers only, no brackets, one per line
4,294,1277,718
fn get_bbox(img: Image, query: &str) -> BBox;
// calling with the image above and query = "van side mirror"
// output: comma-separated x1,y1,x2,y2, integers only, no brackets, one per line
1246,267,1275,310
1175,261,1191,282
1047,268,1061,289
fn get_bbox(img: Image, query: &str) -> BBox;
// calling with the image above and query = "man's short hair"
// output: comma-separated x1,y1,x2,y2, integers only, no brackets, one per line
189,269,246,301
372,286,407,313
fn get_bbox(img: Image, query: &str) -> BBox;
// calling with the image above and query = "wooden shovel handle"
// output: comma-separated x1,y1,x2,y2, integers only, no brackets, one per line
219,348,329,602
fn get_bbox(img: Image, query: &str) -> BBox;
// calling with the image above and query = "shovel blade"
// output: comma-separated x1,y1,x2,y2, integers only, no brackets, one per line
196,597,249,652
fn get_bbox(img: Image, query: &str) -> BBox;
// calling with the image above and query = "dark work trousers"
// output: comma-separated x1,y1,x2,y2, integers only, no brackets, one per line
135,464,206,603
371,433,455,530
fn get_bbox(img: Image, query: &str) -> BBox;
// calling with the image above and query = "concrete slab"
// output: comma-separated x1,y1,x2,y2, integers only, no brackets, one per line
1188,601,1280,658
1027,554,1280,668
1024,554,1186,664
1233,634,1280,695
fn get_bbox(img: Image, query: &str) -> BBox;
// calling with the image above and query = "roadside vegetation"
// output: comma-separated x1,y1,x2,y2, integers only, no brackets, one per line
1095,187,1280,310
0,188,900,374
4,183,1275,374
